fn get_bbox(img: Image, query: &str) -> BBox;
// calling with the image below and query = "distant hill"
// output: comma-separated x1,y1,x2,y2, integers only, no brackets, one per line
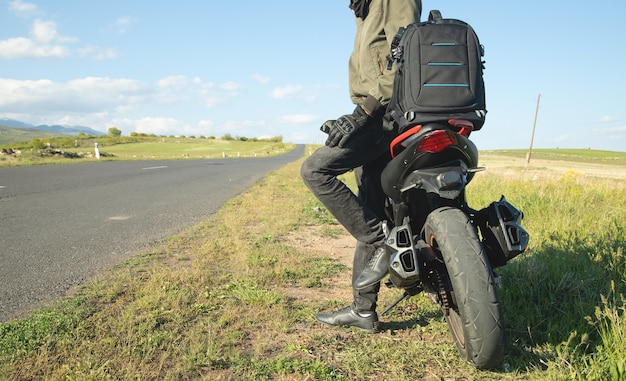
0,118,104,139
0,125,64,145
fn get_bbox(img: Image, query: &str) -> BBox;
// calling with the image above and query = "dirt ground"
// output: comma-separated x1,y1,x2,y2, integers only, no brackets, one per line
281,225,356,304
281,154,625,315
260,155,626,381
478,152,626,180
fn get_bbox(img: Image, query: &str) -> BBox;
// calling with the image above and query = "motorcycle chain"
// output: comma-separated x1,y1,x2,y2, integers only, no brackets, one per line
425,259,453,316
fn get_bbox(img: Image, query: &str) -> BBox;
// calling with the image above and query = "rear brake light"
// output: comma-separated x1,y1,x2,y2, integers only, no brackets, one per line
416,130,458,153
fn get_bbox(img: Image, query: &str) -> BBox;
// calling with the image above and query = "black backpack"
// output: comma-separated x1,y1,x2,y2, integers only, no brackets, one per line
384,10,487,133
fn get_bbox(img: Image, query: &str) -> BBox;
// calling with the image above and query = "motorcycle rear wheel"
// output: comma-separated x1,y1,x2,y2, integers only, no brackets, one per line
424,206,505,369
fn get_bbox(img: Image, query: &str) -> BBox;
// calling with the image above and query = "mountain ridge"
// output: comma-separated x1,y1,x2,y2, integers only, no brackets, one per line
0,118,104,137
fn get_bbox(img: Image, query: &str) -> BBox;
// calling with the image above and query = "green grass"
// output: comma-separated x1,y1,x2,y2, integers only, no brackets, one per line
466,167,626,379
0,136,294,166
66,139,291,159
0,149,624,380
485,148,626,166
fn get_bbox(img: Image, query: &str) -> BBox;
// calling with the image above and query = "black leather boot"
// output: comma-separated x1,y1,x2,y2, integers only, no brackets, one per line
315,306,379,333
353,246,390,290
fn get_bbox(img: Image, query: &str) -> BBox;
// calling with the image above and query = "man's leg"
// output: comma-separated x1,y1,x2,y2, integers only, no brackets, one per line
351,151,391,313
301,127,393,332
311,151,391,332
300,126,390,246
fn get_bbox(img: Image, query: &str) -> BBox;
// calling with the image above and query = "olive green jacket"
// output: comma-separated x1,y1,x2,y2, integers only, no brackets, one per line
349,0,422,113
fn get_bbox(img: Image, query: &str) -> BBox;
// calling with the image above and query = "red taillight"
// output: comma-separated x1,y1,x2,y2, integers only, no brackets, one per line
416,130,457,153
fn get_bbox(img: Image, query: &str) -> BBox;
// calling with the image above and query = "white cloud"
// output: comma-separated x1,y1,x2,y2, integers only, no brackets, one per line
221,120,267,129
0,77,148,114
251,73,271,84
0,75,249,135
0,37,69,58
0,75,321,142
154,76,236,108
116,16,136,35
114,117,270,139
78,45,118,60
288,131,317,144
204,95,222,109
158,76,213,92
600,115,615,123
156,75,196,102
304,94,319,104
220,81,240,95
0,19,76,59
198,120,214,129
157,75,192,88
218,120,267,137
0,78,56,107
31,19,60,43
601,125,626,141
554,134,570,143
133,117,183,135
271,85,303,99
0,15,118,61
9,0,37,14
279,114,318,124
111,117,206,137
52,112,110,128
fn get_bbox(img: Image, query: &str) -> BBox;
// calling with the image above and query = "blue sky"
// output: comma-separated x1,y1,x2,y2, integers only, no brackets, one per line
1,0,625,151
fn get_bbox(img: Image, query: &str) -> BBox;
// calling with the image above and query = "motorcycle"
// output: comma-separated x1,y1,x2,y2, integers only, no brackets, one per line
378,119,529,369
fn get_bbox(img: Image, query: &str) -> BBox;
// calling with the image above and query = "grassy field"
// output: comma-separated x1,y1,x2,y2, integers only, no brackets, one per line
0,148,625,380
490,148,626,160
64,139,293,160
0,135,293,166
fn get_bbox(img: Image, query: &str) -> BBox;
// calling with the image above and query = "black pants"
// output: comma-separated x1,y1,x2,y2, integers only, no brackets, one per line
300,121,394,312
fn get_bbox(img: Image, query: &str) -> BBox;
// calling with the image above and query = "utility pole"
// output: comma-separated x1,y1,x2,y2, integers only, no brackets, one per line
526,93,541,166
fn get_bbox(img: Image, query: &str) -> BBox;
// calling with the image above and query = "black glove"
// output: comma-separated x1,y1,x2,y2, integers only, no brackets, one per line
324,105,370,148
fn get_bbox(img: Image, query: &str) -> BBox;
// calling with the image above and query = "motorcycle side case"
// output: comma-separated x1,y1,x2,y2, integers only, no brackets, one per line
476,196,530,267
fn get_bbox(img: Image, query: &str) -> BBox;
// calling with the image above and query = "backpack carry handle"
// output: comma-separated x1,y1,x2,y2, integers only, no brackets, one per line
428,10,442,21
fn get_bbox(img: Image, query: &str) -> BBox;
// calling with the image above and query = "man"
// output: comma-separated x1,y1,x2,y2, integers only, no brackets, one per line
300,0,422,333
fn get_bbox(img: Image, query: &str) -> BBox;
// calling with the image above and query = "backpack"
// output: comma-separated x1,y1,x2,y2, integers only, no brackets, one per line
384,10,487,133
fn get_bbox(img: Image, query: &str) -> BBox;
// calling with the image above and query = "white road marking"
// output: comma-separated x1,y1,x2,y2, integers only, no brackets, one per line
142,166,168,170
108,215,132,221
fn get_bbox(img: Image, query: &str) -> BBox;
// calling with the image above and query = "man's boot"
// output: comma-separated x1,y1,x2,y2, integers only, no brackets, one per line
353,246,390,290
315,306,379,333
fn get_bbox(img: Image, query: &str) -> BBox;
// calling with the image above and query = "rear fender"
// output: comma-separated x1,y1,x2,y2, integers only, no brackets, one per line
399,160,470,200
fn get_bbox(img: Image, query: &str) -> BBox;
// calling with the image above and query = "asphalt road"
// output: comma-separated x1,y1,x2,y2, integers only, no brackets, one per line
0,145,304,322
